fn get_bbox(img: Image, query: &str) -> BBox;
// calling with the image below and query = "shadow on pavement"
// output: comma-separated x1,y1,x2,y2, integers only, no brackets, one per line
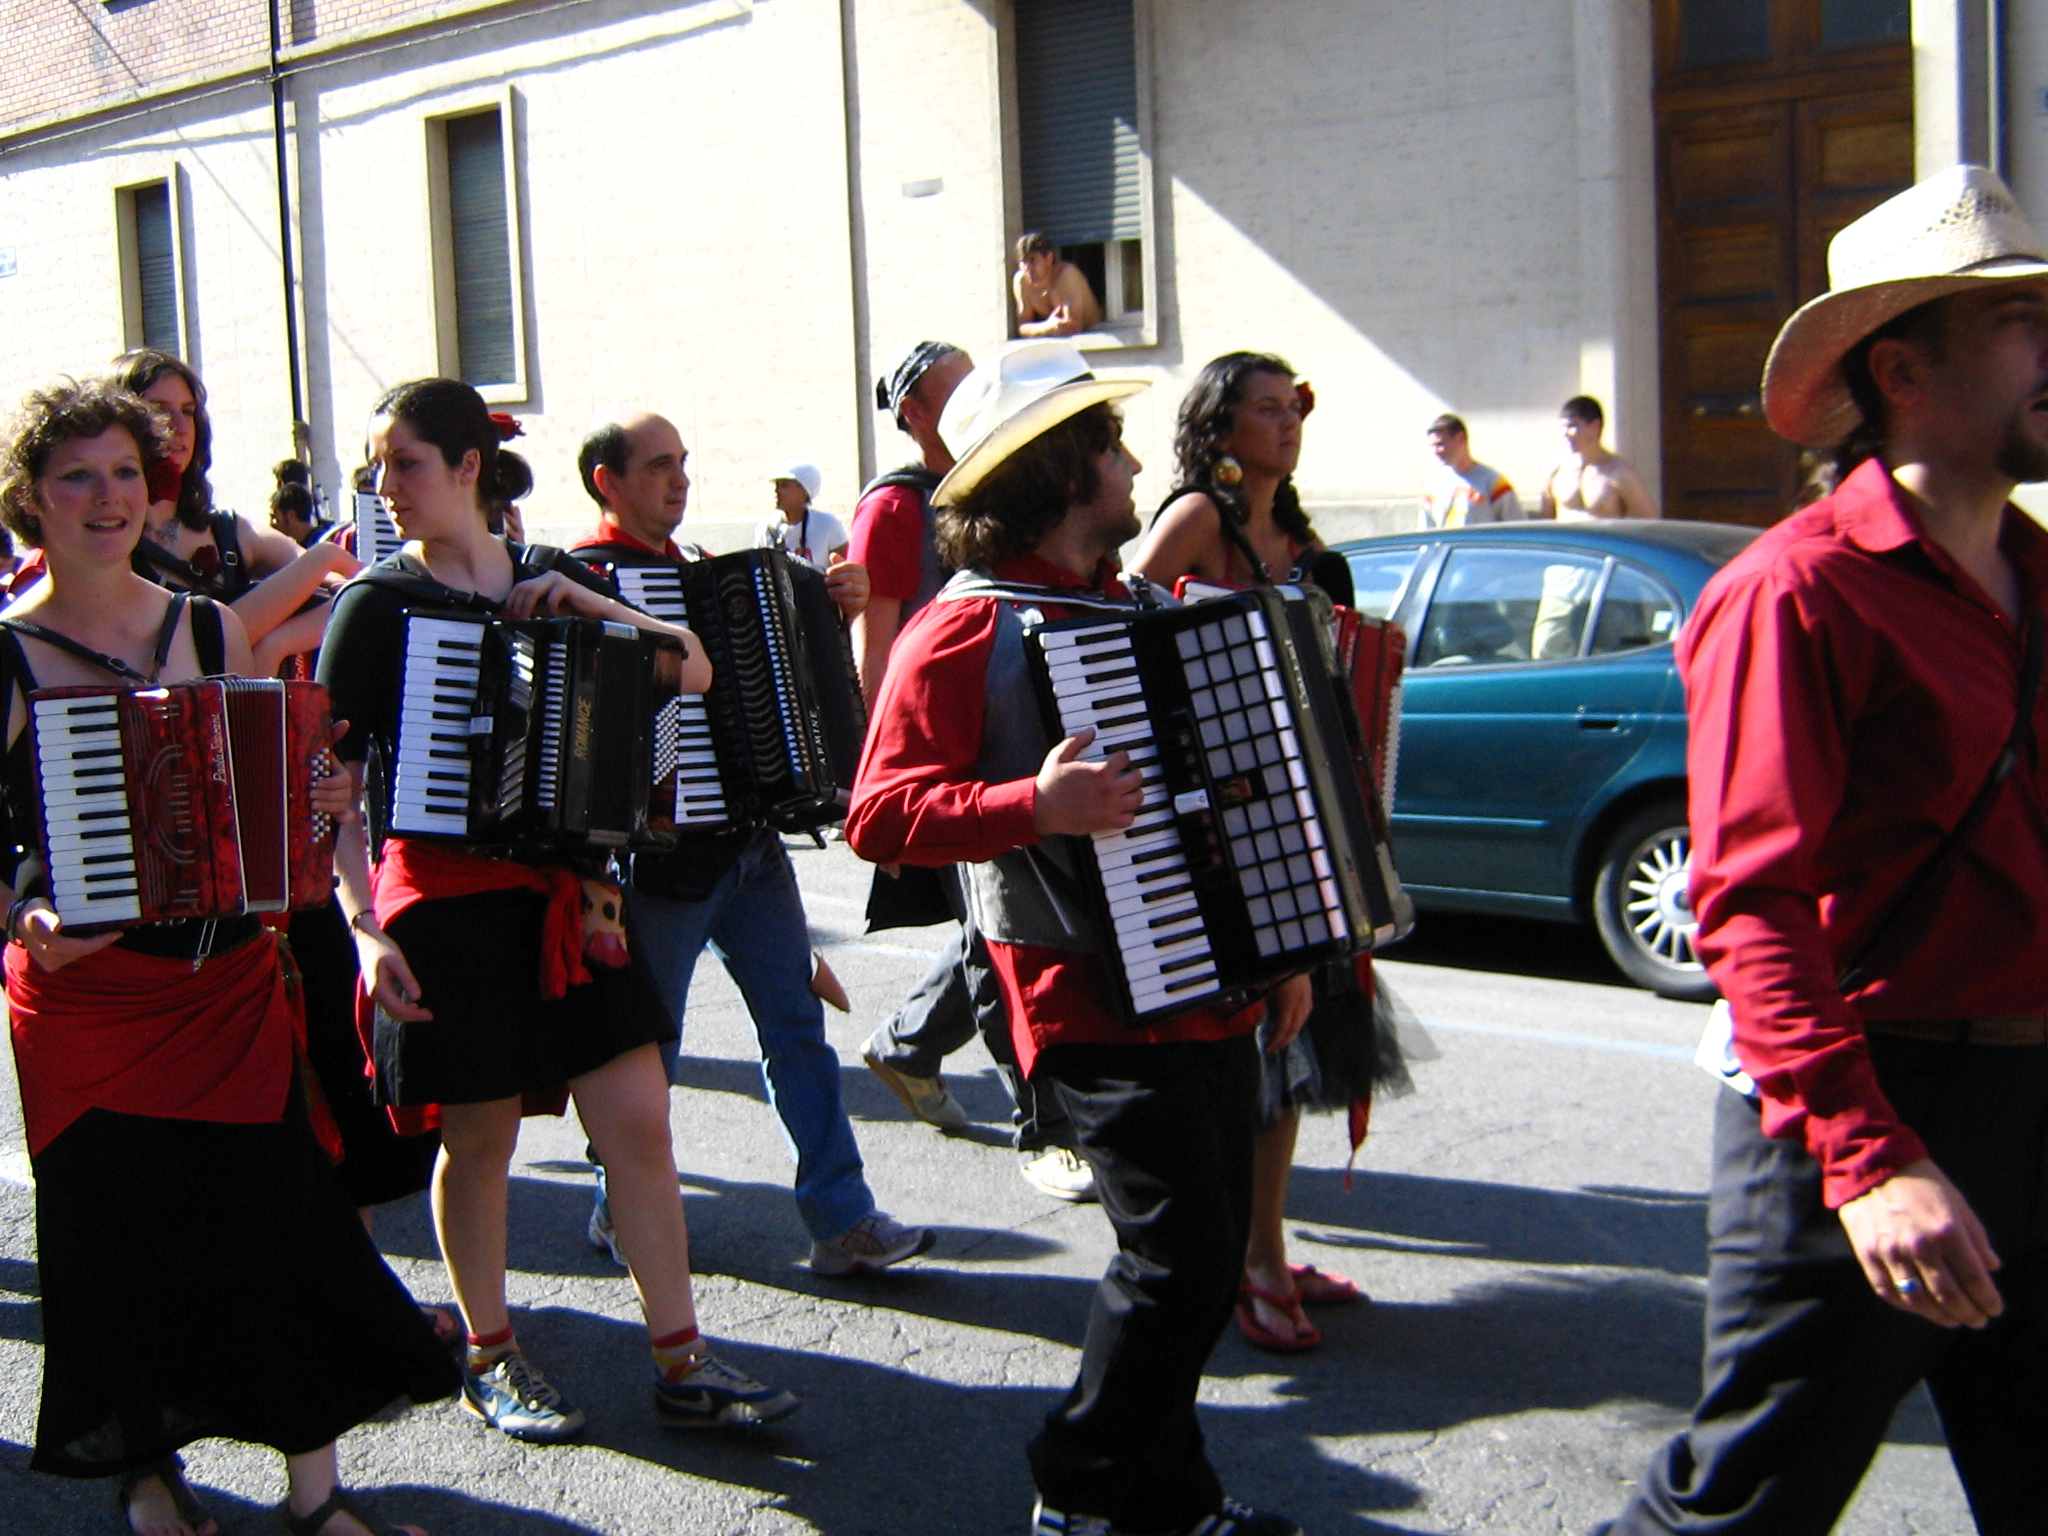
1381,908,1635,989
1290,1167,1710,1278
0,1437,608,1535
669,1047,1025,1136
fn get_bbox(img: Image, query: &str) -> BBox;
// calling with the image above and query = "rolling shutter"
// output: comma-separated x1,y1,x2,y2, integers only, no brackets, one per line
1015,0,1141,246
132,182,179,355
446,112,516,386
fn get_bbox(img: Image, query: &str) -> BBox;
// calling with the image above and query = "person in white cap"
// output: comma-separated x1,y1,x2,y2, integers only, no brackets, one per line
755,458,846,572
1603,164,2048,1535
847,339,1309,1536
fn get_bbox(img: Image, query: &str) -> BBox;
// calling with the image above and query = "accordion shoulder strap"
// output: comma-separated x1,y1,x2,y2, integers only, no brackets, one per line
936,578,1138,615
0,590,190,686
188,596,226,675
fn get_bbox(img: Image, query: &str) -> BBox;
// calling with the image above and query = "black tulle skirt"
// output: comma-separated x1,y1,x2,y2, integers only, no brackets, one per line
29,1093,458,1478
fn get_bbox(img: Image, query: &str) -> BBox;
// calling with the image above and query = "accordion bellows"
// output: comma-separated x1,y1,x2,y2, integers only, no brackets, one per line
29,679,338,931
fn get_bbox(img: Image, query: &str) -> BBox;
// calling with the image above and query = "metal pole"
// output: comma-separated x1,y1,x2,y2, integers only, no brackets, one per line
269,0,307,445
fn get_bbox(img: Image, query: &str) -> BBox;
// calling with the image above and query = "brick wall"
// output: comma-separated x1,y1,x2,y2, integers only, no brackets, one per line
0,1,267,133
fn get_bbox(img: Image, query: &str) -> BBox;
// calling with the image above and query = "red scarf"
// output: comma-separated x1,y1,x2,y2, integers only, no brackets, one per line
354,839,591,1133
7,929,299,1158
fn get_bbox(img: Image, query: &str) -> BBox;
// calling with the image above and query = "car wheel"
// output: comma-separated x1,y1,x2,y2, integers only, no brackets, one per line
1591,800,1717,1002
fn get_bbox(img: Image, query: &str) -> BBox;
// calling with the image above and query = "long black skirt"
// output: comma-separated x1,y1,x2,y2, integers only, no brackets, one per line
290,900,439,1208
30,1094,459,1478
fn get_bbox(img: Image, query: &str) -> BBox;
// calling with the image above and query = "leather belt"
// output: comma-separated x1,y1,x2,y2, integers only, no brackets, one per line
1865,1016,2048,1047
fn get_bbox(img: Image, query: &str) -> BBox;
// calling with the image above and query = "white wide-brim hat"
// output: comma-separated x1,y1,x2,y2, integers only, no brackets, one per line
768,459,822,501
933,340,1147,507
1763,164,2048,448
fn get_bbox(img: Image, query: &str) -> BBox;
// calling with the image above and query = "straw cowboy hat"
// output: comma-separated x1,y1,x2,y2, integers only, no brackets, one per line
933,340,1147,506
1763,164,2048,447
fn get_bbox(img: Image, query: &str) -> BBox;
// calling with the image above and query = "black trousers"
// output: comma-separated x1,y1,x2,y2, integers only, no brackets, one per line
1027,1033,1259,1533
1612,1036,2048,1535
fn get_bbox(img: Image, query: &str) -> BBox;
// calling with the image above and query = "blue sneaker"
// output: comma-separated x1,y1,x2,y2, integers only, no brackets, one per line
653,1351,801,1429
1033,1501,1113,1536
461,1350,586,1443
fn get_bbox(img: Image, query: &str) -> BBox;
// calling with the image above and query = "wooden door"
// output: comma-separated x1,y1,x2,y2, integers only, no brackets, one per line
1655,0,1912,526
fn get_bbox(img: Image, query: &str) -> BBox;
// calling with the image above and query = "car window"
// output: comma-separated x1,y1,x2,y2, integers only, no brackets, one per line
1344,547,1423,620
1413,547,1605,667
1588,562,1682,655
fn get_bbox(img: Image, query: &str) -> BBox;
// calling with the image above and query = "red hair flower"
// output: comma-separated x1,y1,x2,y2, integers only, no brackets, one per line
1295,381,1316,419
489,412,525,442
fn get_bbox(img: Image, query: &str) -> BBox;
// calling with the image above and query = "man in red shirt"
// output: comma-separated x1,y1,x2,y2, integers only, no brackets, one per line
847,340,1309,1536
1608,166,2048,1534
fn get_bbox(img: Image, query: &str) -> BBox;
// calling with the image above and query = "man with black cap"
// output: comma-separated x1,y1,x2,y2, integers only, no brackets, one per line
853,341,1096,1203
1606,165,2048,1534
849,338,1307,1536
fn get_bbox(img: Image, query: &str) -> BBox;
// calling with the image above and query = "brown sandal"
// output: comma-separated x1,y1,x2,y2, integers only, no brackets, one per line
116,1453,218,1536
277,1487,424,1536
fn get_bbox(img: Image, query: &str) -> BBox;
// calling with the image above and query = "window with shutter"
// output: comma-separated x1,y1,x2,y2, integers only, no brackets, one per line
443,111,516,387
1012,0,1149,331
131,183,179,355
117,179,182,358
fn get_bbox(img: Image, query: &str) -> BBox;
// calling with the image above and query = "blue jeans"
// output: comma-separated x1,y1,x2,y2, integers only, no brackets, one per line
626,828,875,1242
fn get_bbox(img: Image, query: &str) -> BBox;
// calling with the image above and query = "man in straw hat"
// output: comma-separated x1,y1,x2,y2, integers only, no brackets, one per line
847,339,1311,1536
1605,164,2048,1534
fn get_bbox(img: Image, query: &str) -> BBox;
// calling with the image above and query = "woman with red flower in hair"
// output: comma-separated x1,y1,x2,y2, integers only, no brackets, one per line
108,351,360,674
1127,352,1400,1357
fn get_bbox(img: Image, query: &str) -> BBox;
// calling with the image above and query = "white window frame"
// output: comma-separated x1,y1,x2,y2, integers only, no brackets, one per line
1000,0,1161,352
114,167,191,359
424,86,528,405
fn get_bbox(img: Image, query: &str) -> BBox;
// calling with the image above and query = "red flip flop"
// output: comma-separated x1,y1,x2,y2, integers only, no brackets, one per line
1235,1278,1322,1353
1288,1262,1365,1306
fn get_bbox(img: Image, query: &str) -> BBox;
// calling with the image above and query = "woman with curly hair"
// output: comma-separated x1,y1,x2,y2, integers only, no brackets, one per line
0,376,455,1536
109,351,360,674
1128,352,1376,1354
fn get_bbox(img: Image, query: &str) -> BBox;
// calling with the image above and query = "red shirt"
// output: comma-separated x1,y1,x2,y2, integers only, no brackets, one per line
849,484,926,603
846,555,1261,1075
1682,457,2048,1207
582,520,683,560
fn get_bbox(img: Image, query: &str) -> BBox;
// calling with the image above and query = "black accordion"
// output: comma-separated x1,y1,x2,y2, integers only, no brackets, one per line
352,490,404,565
592,548,866,835
371,610,682,854
1024,586,1410,1028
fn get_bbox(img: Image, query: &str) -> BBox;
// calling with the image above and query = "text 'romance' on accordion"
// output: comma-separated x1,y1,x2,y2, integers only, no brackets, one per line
593,548,866,835
30,679,338,931
1025,586,1411,1028
374,611,682,854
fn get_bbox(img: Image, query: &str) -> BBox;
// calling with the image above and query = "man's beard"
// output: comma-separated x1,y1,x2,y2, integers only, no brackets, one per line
1995,404,2048,484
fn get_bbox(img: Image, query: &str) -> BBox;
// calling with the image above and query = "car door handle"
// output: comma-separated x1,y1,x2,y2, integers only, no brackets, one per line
1577,714,1623,731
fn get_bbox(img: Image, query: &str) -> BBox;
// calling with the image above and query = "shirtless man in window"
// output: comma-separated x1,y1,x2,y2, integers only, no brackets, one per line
1538,395,1658,520
1011,232,1103,338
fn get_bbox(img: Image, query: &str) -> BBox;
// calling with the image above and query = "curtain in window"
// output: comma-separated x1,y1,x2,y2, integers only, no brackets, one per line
1015,0,1141,246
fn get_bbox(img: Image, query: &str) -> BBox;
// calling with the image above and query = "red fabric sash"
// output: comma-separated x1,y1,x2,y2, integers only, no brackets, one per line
354,839,588,1134
7,930,297,1158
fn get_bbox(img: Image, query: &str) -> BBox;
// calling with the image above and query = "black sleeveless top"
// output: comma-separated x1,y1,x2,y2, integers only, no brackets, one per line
0,597,258,957
132,511,256,602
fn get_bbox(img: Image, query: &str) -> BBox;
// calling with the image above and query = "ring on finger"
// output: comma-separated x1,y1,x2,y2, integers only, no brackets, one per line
1894,1274,1922,1298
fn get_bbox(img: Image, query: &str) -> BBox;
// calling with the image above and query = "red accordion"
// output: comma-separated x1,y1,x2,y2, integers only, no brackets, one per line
1334,608,1405,821
29,679,338,931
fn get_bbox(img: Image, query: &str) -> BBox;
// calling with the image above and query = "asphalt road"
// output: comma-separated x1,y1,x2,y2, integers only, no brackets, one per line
0,840,1974,1534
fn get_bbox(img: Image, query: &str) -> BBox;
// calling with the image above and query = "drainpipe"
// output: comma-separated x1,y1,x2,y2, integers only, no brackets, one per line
268,0,308,452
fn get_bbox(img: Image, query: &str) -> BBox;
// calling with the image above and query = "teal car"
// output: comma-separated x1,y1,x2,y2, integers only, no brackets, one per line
1338,520,1760,1001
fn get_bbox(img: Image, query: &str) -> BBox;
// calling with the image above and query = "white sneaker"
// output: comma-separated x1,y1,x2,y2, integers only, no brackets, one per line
809,1211,938,1275
1021,1147,1098,1203
587,1196,627,1268
861,1034,970,1132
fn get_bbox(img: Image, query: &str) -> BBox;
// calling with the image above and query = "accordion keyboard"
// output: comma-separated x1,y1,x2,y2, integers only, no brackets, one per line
392,616,484,836
533,636,566,811
616,565,726,826
353,491,403,565
1040,623,1217,1015
31,695,144,923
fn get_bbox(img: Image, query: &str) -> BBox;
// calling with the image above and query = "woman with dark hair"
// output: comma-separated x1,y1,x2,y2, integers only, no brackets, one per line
0,376,455,1536
318,378,800,1444
1128,352,1378,1354
110,351,359,673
